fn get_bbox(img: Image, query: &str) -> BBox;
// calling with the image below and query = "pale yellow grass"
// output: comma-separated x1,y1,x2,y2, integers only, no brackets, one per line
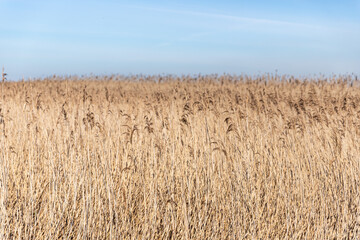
0,75,359,239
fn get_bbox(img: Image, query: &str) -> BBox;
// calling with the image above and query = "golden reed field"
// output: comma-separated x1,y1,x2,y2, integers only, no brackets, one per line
0,74,359,239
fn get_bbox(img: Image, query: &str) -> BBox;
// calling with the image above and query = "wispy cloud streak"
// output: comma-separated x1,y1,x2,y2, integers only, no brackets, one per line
132,5,321,29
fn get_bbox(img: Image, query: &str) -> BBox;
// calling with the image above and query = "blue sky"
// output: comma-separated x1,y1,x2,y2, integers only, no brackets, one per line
0,0,359,80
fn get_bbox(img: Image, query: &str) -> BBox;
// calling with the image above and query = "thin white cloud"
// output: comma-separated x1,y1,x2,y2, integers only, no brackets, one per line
132,5,320,30
178,31,216,41
137,5,322,48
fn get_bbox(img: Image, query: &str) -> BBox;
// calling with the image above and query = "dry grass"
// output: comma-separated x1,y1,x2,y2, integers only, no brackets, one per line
0,74,359,239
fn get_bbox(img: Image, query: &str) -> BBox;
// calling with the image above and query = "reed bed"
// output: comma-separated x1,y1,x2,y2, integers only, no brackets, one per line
0,74,359,239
